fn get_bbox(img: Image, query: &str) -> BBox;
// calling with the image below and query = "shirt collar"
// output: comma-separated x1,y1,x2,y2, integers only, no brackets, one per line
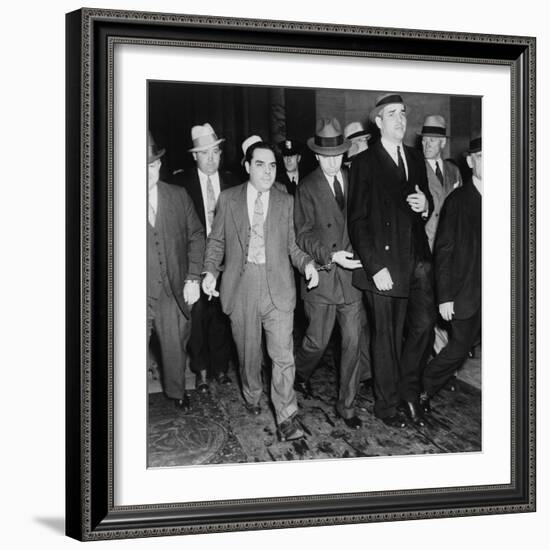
472,175,482,195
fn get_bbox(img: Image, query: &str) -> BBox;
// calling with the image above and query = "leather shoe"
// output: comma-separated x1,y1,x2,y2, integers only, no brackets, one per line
278,416,305,442
174,393,191,412
216,372,232,385
341,415,362,430
244,402,261,416
401,400,426,426
293,374,313,399
196,371,209,394
381,413,407,429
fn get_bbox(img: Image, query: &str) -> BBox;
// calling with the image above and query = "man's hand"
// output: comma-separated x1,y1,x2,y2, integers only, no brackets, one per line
406,185,428,213
331,250,362,270
372,267,393,292
201,272,220,300
439,301,454,322
305,262,319,290
183,280,200,306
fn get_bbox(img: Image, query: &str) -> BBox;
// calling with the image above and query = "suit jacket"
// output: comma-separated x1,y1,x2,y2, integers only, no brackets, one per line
434,178,481,319
203,183,312,315
171,168,240,229
294,166,362,304
424,159,462,251
348,141,434,298
151,181,205,318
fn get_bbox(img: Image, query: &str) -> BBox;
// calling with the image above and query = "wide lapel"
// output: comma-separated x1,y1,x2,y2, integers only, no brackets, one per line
373,142,410,213
229,183,249,252
425,161,444,207
442,161,460,195
265,186,282,258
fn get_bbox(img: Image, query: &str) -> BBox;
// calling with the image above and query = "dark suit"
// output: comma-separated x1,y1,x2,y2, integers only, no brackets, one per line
171,169,239,379
348,141,436,418
203,183,312,424
294,167,365,418
148,181,205,399
422,179,482,396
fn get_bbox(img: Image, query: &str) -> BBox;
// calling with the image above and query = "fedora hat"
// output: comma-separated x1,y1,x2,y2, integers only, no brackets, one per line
465,135,482,154
241,135,263,165
417,115,449,137
369,93,406,122
344,121,371,141
188,123,225,152
278,138,303,157
147,131,165,163
307,118,351,156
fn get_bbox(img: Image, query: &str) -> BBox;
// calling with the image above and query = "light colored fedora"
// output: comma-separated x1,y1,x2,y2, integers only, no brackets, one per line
147,131,165,163
344,121,371,141
307,118,351,156
241,135,263,164
188,123,225,152
417,115,449,137
369,93,406,122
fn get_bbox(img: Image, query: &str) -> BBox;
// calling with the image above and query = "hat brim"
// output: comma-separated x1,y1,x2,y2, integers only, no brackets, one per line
188,137,225,153
347,131,371,140
369,101,407,123
417,131,449,138
148,148,165,163
307,137,351,156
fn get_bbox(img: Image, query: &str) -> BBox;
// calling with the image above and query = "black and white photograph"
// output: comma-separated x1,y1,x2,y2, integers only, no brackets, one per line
146,81,483,468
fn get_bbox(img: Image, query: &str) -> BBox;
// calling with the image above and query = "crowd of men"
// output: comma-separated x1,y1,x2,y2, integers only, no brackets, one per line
147,92,482,442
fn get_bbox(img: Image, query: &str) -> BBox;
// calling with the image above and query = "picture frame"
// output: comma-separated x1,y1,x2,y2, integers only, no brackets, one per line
65,7,536,541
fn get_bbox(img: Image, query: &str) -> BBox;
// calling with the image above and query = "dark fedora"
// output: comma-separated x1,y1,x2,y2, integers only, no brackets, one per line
278,138,303,157
369,93,406,122
417,115,449,137
307,118,351,156
466,135,482,154
148,131,165,163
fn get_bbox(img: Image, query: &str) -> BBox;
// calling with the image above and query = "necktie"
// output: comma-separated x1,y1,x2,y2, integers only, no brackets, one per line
205,175,216,232
435,161,444,185
333,176,345,211
148,201,156,227
397,145,407,182
248,191,266,264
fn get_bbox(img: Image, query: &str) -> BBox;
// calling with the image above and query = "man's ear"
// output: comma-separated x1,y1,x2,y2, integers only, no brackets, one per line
375,115,382,130
192,152,198,162
466,155,473,169
297,154,302,163
245,161,250,175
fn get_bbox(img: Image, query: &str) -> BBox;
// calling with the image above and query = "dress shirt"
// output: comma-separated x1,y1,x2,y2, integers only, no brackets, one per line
381,137,409,180
472,175,483,196
427,158,443,176
322,170,344,197
246,182,270,224
148,183,158,227
286,170,299,184
197,169,221,235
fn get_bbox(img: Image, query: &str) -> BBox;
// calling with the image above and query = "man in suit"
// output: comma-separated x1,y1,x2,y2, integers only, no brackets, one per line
420,137,482,410
293,118,365,429
348,93,436,428
277,138,304,195
343,121,371,169
202,142,319,442
420,115,463,358
172,123,239,393
147,132,205,411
